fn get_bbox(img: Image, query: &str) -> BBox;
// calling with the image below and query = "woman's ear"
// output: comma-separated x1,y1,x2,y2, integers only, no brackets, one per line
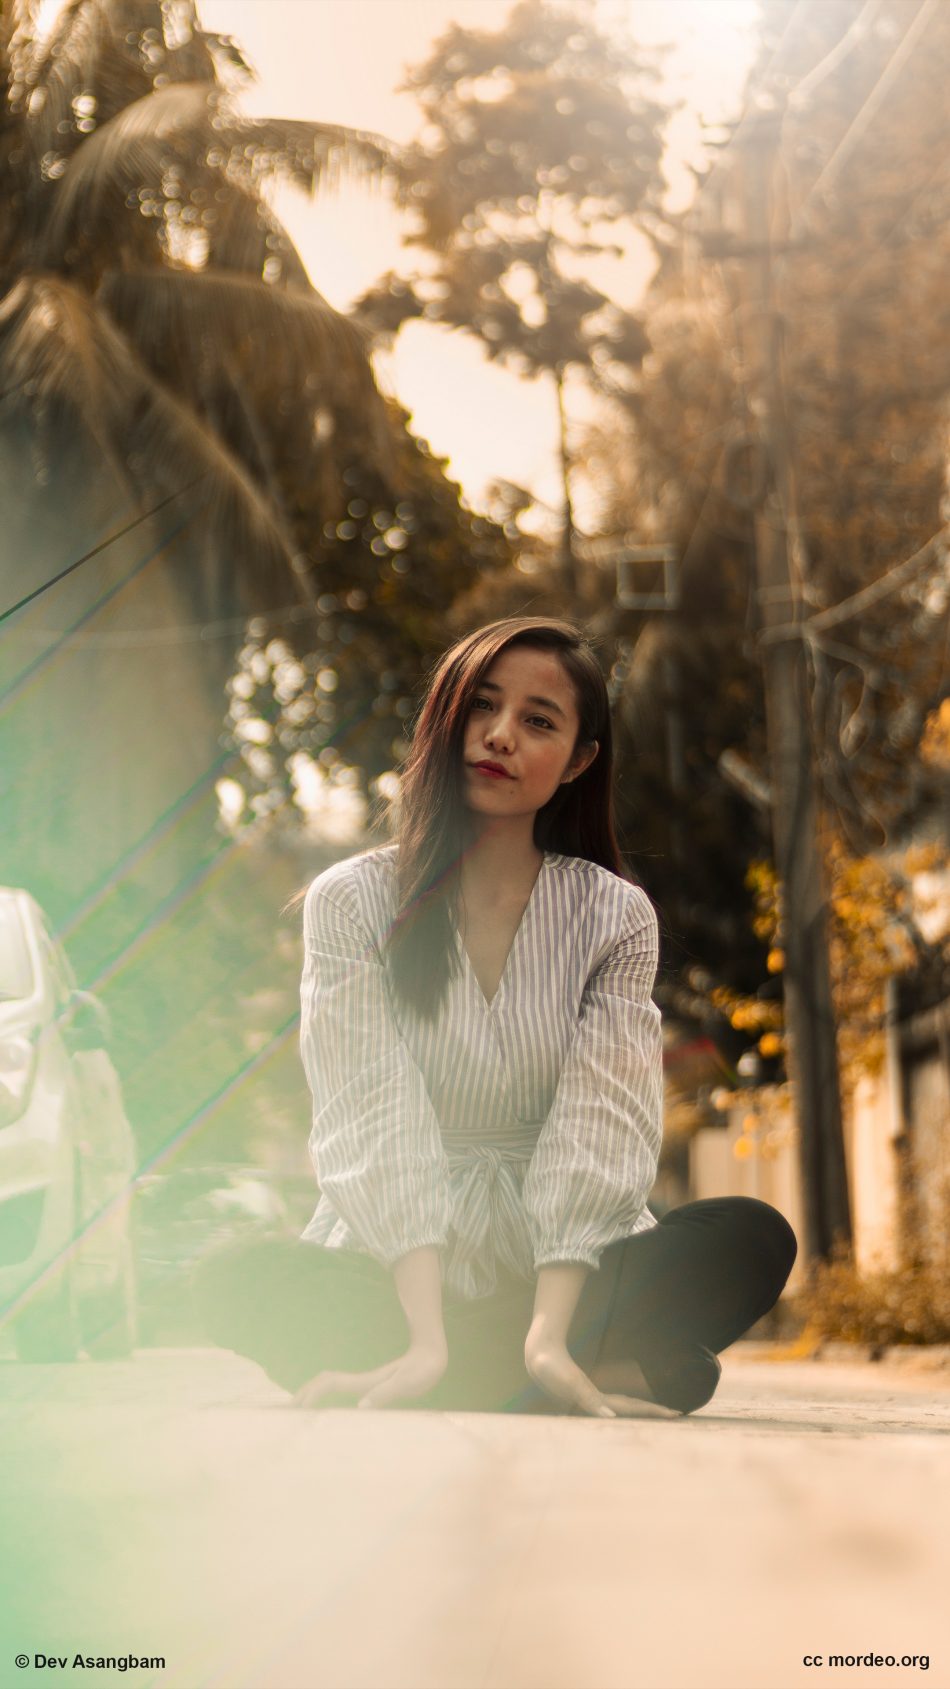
564,740,599,782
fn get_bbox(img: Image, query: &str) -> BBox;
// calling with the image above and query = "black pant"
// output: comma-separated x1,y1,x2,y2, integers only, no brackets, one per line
189,1196,797,1417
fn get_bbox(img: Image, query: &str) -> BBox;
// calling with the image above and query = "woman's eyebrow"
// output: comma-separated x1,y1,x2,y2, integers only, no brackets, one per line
478,681,566,718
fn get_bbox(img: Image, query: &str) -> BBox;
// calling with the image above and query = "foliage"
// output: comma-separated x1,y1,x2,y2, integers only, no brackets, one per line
0,0,517,833
794,1169,950,1347
0,0,404,604
217,416,512,833
919,698,950,772
354,0,667,377
578,288,771,990
351,0,670,575
707,837,949,1117
756,0,950,858
574,0,950,1037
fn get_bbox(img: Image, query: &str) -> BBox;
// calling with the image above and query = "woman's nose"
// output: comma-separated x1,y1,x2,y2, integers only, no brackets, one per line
484,714,516,747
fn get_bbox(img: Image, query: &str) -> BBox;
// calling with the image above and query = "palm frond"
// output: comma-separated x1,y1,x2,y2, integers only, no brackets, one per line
23,0,100,82
1,0,41,90
0,272,301,593
12,0,150,141
218,113,401,198
1,0,38,56
37,80,397,269
10,0,230,179
96,265,397,483
100,265,375,390
34,79,218,265
26,0,248,97
204,179,312,286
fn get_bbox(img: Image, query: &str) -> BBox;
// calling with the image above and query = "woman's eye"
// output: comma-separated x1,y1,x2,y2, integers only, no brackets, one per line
472,698,552,729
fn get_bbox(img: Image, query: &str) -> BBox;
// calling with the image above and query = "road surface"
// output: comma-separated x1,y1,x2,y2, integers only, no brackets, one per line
0,1343,947,1689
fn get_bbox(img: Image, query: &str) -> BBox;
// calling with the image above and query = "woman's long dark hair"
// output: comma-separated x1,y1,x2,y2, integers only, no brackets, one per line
382,616,635,1022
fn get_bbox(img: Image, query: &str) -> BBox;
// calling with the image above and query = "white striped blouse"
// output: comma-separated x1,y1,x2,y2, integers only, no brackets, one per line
298,843,664,1301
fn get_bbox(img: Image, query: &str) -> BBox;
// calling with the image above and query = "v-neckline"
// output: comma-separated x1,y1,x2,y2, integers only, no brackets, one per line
453,852,551,1012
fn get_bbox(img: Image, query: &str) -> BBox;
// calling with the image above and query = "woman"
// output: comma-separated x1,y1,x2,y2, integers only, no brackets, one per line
191,616,797,1418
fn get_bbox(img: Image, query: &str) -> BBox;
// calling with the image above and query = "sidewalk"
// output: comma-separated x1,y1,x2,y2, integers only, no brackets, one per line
736,1333,950,1374
2,1343,948,1688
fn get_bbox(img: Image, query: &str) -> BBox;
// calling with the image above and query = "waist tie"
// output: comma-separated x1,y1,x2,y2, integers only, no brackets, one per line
441,1132,540,1301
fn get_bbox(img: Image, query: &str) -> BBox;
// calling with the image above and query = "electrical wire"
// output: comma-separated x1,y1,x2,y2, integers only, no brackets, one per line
690,10,950,931
757,527,950,645
788,0,941,238
0,479,205,625
786,0,883,110
3,596,325,648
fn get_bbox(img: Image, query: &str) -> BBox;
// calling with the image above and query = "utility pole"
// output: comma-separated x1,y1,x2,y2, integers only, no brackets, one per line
553,363,577,599
614,543,687,875
724,111,852,1263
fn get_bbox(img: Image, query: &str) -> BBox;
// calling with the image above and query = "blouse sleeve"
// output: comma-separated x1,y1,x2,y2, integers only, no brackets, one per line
521,889,664,1273
300,879,453,1268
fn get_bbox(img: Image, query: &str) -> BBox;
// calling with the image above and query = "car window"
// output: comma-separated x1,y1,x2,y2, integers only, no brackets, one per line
0,898,35,1000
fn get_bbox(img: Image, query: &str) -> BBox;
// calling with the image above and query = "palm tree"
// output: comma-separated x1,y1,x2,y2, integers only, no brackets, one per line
0,0,398,612
0,1,513,1226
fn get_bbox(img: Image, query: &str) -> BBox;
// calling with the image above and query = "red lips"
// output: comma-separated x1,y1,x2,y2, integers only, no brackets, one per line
472,761,514,779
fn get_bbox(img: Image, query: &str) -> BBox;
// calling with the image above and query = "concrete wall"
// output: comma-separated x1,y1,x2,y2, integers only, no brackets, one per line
898,1006,950,1269
689,1101,806,1292
686,1018,919,1284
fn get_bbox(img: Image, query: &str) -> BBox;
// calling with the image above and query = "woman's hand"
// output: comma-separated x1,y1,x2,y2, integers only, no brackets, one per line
291,1337,449,1411
526,1329,672,1420
524,1330,620,1417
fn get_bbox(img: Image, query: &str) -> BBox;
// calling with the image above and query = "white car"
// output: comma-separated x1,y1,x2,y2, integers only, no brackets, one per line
0,887,138,1361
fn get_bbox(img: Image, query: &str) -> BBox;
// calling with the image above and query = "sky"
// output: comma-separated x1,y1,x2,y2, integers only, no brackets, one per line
197,0,761,528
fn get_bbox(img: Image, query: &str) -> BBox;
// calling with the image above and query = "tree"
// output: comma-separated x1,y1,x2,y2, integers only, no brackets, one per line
602,0,950,828
0,0,402,611
0,0,514,1174
218,414,512,838
351,0,669,592
574,0,950,1102
0,0,520,845
581,289,771,994
736,0,950,855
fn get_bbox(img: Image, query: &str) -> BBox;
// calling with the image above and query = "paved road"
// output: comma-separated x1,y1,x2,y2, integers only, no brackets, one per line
0,1344,947,1689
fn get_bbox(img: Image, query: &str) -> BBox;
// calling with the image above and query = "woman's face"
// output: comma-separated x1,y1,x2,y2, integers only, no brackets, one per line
460,645,599,823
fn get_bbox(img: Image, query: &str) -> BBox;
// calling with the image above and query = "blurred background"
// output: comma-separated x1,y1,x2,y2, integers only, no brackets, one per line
1,0,949,1357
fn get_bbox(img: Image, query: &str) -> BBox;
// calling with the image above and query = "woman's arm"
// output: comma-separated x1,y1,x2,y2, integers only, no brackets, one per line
521,892,663,1272
524,1262,616,1418
392,1245,447,1353
519,892,663,1420
300,880,453,1266
292,1250,449,1412
528,1262,588,1345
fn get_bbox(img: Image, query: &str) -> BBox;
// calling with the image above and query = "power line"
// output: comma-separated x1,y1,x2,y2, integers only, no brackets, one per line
3,596,326,649
0,479,205,625
786,0,883,110
0,503,205,709
757,526,950,646
788,0,941,237
696,0,820,203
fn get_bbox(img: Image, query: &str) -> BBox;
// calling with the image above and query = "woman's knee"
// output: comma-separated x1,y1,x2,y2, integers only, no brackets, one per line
737,1198,797,1276
665,1196,797,1281
641,1343,722,1416
189,1235,302,1342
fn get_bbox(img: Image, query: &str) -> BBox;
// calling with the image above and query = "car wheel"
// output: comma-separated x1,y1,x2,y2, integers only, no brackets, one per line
12,1249,83,1362
81,1233,138,1360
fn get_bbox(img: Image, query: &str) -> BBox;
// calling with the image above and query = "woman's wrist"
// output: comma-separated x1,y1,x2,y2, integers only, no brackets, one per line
528,1262,590,1348
391,1245,447,1351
